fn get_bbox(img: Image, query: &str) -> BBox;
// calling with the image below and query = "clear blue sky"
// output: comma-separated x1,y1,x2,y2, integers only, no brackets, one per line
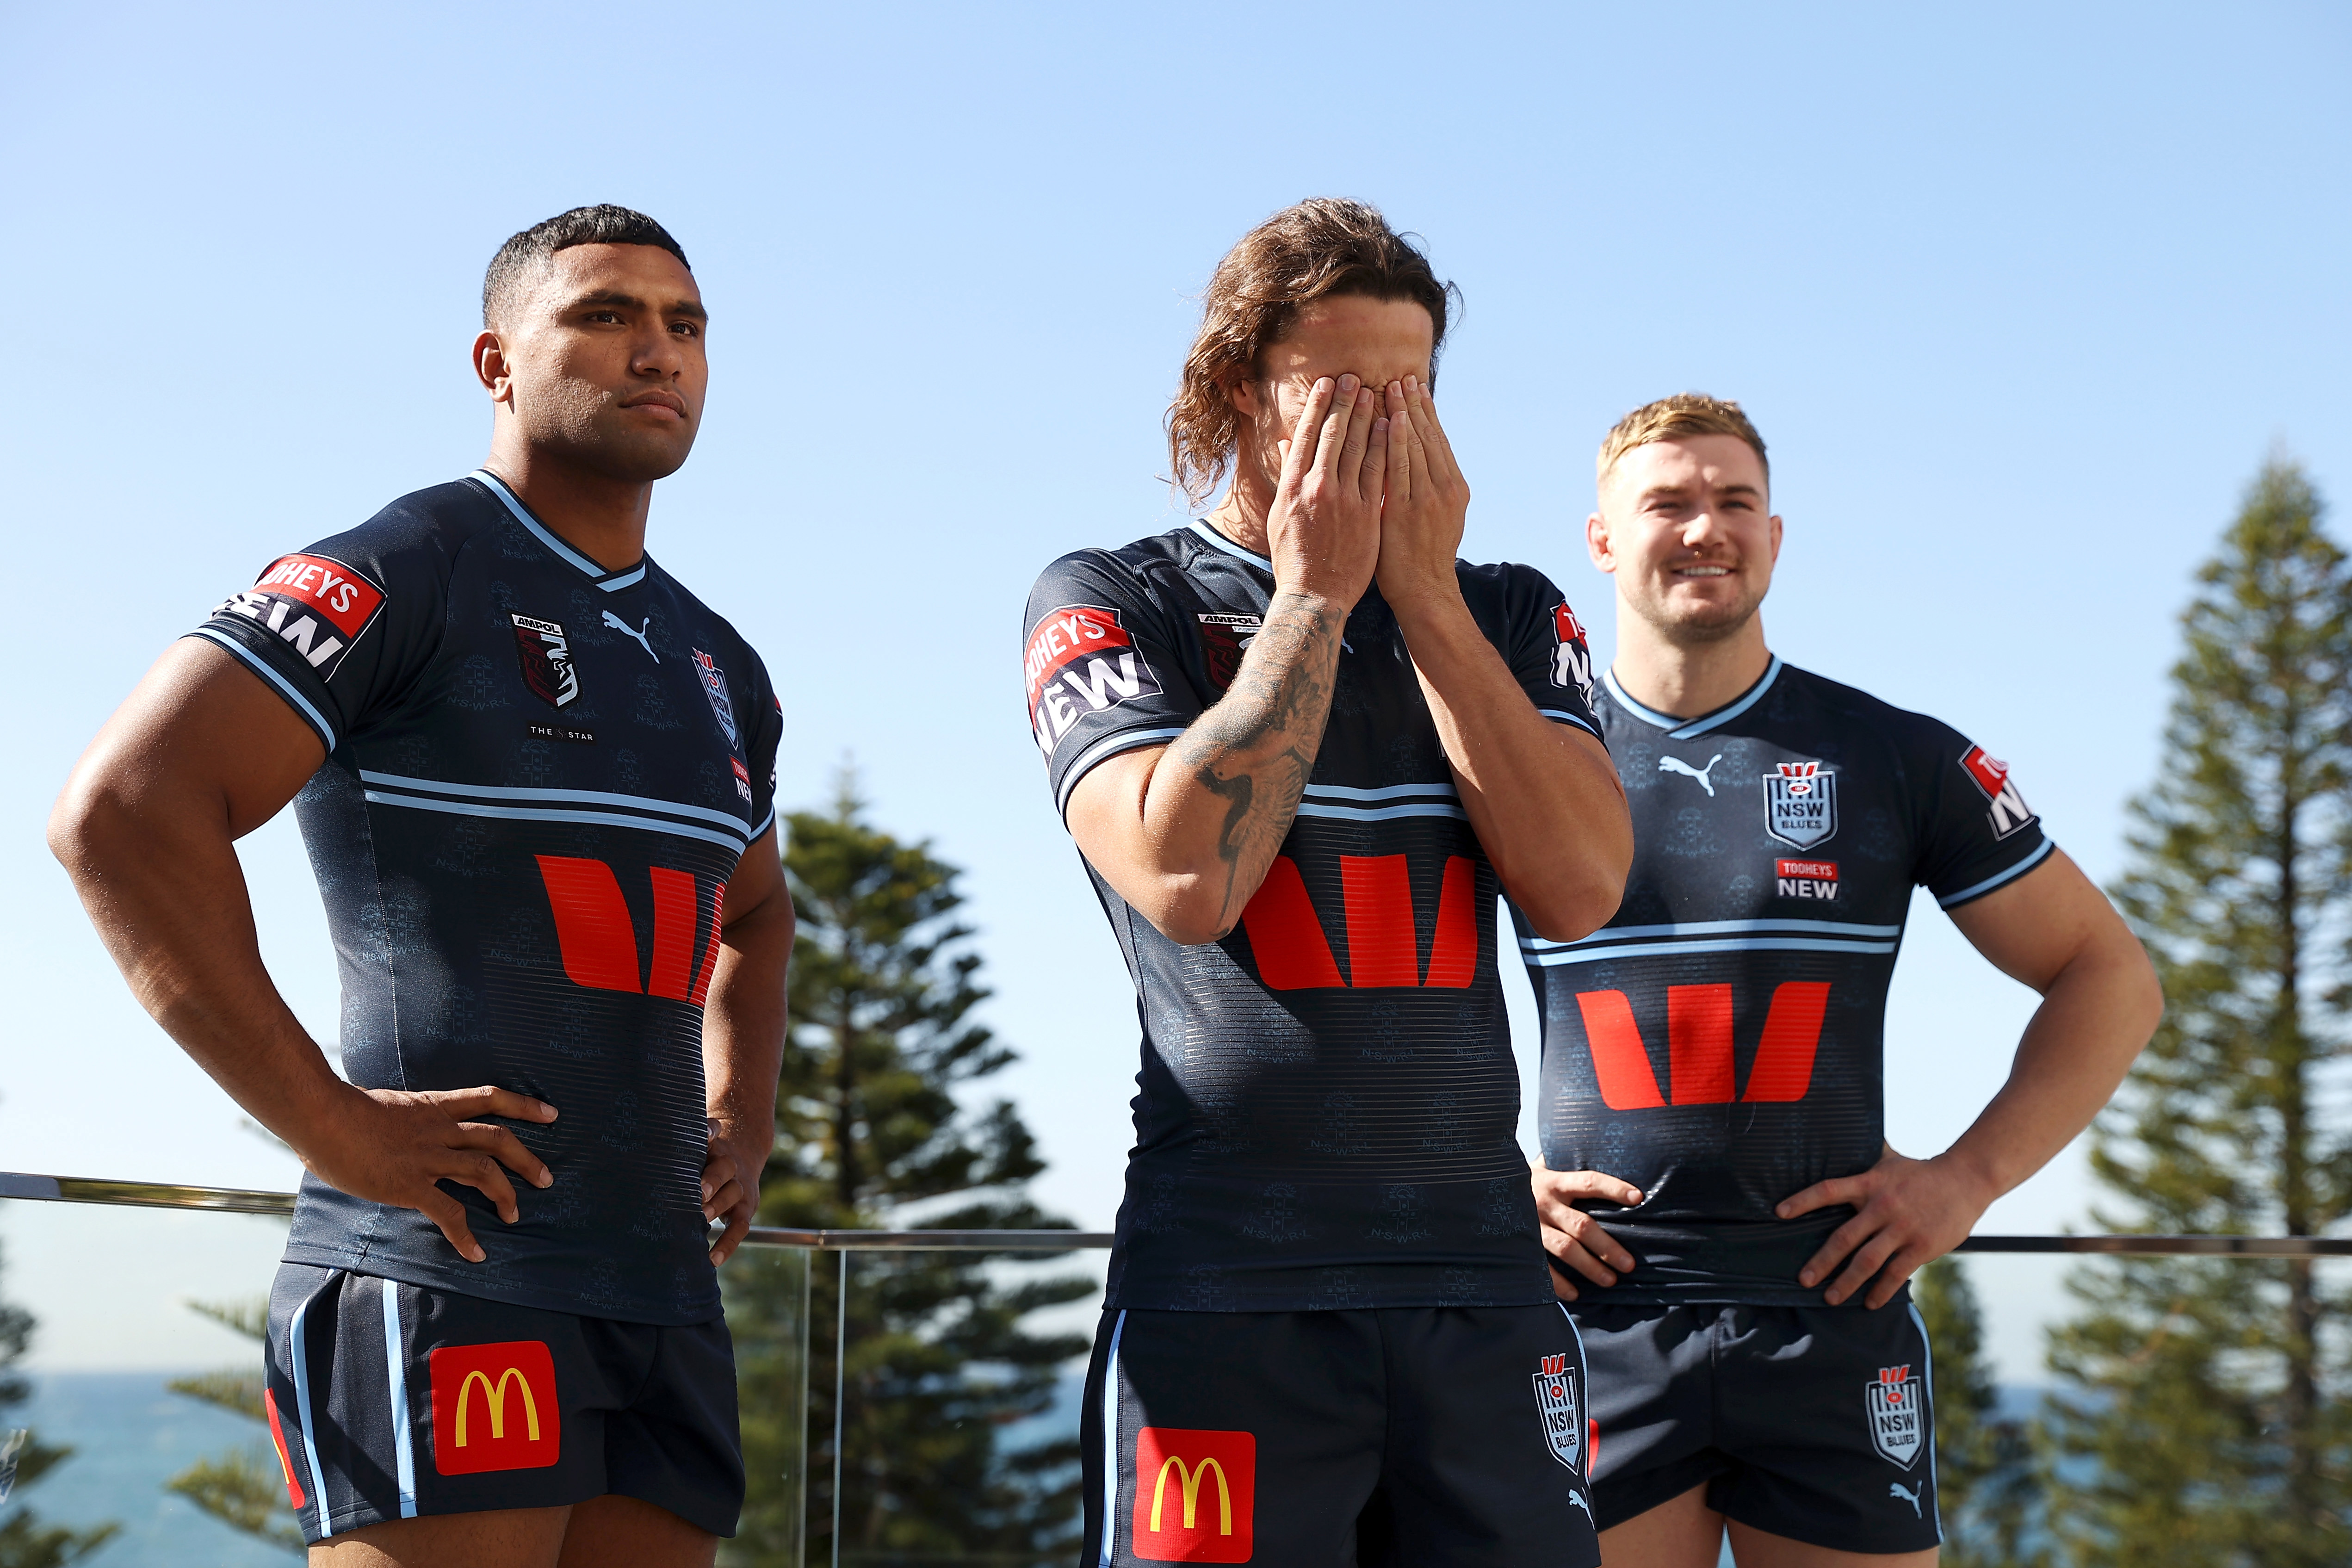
3,2,2346,1379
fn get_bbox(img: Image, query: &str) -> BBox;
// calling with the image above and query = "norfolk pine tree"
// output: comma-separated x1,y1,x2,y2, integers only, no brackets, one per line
2045,458,2352,1565
726,776,1091,1566
0,1240,117,1568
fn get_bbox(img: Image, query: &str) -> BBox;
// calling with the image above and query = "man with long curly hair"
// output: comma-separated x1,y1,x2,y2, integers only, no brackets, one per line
1022,198,1631,1566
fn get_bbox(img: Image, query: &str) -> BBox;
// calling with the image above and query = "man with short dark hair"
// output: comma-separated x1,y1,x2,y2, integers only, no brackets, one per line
1033,198,1632,1567
50,205,789,1567
1523,394,2161,1566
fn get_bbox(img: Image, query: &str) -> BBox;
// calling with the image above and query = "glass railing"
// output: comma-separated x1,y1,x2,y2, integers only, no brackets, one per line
4,1172,2345,1567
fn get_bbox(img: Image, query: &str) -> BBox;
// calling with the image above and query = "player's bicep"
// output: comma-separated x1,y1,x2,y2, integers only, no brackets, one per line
1944,849,2121,992
69,638,327,840
1064,744,1171,897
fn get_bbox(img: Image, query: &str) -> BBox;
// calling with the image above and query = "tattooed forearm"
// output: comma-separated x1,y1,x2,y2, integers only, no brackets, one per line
1167,591,1347,931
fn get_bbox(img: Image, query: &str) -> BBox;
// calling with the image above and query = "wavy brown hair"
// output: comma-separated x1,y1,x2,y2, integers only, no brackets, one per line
1166,198,1457,506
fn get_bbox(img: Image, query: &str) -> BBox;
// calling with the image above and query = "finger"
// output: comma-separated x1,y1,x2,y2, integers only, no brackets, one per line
452,1122,553,1188
702,1177,745,1223
1777,1174,1861,1220
1824,1231,1904,1307
419,1189,486,1263
1337,382,1378,493
1543,1229,1619,1288
1366,415,1390,502
440,1150,520,1225
1277,381,1333,494
1315,374,1360,481
1864,1246,1931,1310
1552,1171,1646,1207
1549,1262,1579,1303
434,1086,558,1123
710,1203,752,1267
700,1153,739,1206
1799,1214,1876,1287
1385,396,1411,509
1561,1213,1636,1274
1405,376,1463,484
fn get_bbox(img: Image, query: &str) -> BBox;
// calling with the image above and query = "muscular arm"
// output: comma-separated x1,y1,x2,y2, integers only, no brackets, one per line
1066,593,1348,944
1780,849,2163,1307
48,638,555,1261
1378,377,1630,940
698,825,792,1265
1066,374,1384,944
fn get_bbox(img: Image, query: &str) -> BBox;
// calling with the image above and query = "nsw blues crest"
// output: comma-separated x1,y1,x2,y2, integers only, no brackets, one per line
1866,1363,1926,1469
1533,1353,1583,1472
1764,759,1838,849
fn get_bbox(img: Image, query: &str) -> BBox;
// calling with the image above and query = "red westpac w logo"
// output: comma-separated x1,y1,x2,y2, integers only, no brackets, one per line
1574,983,1833,1108
429,1340,561,1475
535,856,724,1003
1240,853,1478,990
1132,1427,1254,1563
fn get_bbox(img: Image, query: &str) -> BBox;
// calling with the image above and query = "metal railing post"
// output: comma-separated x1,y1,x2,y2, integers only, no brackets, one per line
832,1247,848,1568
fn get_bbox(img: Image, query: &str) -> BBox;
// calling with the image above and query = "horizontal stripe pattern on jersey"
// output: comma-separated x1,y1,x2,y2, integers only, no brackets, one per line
1025,522,1605,1312
192,475,782,1324
1517,660,2050,1303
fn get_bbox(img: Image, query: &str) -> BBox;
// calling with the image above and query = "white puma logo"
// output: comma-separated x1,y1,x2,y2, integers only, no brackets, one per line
603,611,658,663
1566,1490,1593,1522
1659,754,1724,796
1889,1481,1921,1517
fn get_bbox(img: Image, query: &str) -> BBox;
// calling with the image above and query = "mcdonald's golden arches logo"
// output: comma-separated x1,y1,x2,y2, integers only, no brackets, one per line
429,1339,563,1475
1131,1426,1254,1562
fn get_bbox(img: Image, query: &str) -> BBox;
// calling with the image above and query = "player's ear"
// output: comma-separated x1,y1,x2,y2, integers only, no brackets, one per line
1227,373,1261,419
1768,512,1784,565
473,330,514,406
1586,511,1616,572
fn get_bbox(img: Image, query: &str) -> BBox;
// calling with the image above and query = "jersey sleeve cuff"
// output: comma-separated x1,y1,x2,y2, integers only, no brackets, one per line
1051,724,1193,821
1935,836,2055,909
187,626,339,754
1538,707,1604,742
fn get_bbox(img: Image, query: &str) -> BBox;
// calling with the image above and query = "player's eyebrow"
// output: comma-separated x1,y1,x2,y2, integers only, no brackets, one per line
564,289,709,323
1716,482,1764,499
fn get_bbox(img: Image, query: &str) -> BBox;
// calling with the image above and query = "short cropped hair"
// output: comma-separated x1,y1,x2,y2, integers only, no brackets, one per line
482,205,691,328
1167,198,1458,507
1598,393,1769,488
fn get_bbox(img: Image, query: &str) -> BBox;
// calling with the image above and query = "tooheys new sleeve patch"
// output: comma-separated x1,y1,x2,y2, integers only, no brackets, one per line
213,553,389,680
1549,601,1595,705
1023,603,1164,756
1958,745,2036,838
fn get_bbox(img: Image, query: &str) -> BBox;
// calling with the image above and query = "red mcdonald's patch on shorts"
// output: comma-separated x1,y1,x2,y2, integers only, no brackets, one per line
1132,1426,1255,1562
429,1339,562,1474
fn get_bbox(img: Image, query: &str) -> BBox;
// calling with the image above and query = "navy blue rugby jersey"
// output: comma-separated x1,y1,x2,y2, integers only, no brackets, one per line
1514,657,2051,1304
189,471,782,1325
1024,520,1605,1313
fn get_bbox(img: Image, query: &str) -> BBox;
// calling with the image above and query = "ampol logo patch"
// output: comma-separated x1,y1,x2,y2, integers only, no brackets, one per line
511,614,579,709
692,650,739,748
1132,1426,1254,1563
429,1340,561,1475
1866,1363,1925,1470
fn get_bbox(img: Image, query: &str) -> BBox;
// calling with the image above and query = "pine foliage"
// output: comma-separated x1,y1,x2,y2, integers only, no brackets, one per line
2045,458,2352,1564
1914,1258,2047,1566
729,775,1093,1566
164,1294,302,1556
0,1240,119,1568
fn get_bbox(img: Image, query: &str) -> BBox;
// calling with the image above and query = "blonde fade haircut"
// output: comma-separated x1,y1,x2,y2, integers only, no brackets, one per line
1597,393,1770,490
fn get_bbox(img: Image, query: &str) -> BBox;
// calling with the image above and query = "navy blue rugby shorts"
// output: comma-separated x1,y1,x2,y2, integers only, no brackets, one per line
1079,1304,1602,1568
1572,1295,1940,1555
262,1261,743,1545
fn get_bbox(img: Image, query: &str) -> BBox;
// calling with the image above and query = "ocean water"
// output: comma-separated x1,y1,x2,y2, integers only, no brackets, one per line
5,1370,297,1566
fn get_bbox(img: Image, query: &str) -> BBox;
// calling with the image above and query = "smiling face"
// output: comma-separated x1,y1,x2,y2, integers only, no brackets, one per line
1228,294,1436,495
1588,434,1782,643
482,243,708,483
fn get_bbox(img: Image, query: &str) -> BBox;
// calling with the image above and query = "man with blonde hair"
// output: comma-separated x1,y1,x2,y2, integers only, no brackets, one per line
1519,395,2160,1564
1027,198,1633,1566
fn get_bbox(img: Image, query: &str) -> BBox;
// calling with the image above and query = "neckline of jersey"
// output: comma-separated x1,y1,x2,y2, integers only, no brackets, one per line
1186,518,1274,572
1602,655,1785,741
468,470,652,593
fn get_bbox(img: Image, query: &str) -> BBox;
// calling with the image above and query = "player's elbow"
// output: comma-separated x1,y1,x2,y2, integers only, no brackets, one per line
1513,869,1625,945
1137,888,1235,949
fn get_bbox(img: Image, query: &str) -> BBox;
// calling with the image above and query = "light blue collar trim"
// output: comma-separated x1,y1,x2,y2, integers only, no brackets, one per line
469,470,650,592
1603,656,1784,741
1186,519,1274,572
